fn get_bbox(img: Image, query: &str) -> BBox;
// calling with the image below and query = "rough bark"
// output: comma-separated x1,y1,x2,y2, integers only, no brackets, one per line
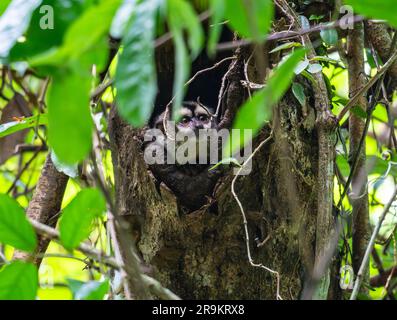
109,43,325,299
13,154,69,266
347,23,370,285
365,21,397,91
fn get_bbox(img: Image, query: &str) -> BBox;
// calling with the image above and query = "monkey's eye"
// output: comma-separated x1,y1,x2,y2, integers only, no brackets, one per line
180,116,190,124
198,115,209,122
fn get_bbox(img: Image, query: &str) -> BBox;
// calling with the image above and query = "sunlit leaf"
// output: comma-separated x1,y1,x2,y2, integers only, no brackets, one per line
50,151,78,178
0,0,11,15
110,0,137,39
59,188,106,251
10,0,89,61
67,278,109,300
294,59,309,75
270,42,302,54
47,69,92,164
320,29,338,46
307,63,322,74
224,0,273,41
344,0,397,28
0,0,42,59
115,0,159,127
209,157,242,171
0,194,37,252
0,261,38,300
0,114,47,138
28,0,121,67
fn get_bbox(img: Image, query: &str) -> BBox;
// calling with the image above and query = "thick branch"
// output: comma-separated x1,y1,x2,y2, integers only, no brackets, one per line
365,21,397,90
350,184,397,300
30,218,181,300
13,154,68,266
370,266,397,288
347,22,370,290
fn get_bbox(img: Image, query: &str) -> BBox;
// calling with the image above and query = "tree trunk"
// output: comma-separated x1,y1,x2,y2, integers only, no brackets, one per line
108,37,338,299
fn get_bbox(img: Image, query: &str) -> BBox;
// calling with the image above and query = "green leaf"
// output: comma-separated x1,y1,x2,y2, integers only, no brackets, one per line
59,188,106,251
50,150,78,178
0,0,11,15
170,28,189,121
0,0,42,58
10,0,89,61
0,113,47,138
224,49,306,157
320,29,338,46
0,261,38,300
294,59,309,74
110,0,137,38
0,194,37,252
115,0,159,127
28,0,121,67
292,82,306,107
224,0,274,41
344,0,397,28
209,157,242,171
270,42,302,53
62,0,121,61
307,63,322,74
208,0,225,56
167,0,204,58
47,69,92,164
167,0,204,119
67,278,109,300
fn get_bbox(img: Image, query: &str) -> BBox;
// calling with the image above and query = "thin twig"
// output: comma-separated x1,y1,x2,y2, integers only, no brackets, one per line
231,132,282,300
350,183,397,300
337,49,397,122
217,16,365,51
29,218,181,300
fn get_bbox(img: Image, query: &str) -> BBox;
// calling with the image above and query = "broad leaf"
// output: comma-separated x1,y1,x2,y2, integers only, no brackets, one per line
0,0,11,15
307,63,322,74
68,278,109,300
225,0,273,41
0,0,42,58
0,261,38,300
167,0,204,58
344,0,397,28
0,194,37,252
10,0,89,61
167,0,204,119
224,49,306,157
115,0,159,127
59,188,106,251
50,151,78,178
47,69,92,164
110,0,137,39
270,42,302,54
208,0,225,56
292,82,306,107
28,0,121,67
0,114,47,138
320,29,338,46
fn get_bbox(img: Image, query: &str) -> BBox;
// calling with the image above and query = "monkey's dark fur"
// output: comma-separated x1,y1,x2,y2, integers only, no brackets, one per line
144,101,224,212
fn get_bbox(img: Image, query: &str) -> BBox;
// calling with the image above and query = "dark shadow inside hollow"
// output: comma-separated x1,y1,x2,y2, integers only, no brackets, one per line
150,27,235,125
145,28,236,212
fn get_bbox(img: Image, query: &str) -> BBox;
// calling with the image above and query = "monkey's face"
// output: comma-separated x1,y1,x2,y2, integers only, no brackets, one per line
176,104,214,136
